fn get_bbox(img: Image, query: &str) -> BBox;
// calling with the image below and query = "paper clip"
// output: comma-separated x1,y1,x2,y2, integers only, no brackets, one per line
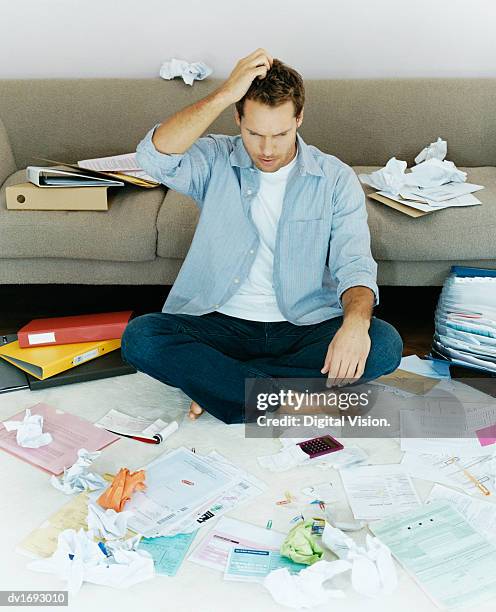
285,490,293,503
319,501,326,511
266,520,273,530
181,479,194,486
290,514,304,524
191,447,196,454
276,499,290,506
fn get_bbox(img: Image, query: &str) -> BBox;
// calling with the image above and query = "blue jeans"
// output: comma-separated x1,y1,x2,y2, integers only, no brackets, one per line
121,311,403,424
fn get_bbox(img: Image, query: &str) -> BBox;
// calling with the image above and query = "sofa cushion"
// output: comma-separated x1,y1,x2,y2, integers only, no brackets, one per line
156,188,200,259
0,171,167,262
354,167,496,261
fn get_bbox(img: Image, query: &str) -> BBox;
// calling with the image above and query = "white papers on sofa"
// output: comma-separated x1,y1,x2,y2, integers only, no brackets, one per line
414,136,447,164
358,137,484,206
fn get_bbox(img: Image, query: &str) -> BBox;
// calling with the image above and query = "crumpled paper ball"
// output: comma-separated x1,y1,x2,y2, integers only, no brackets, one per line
280,520,324,565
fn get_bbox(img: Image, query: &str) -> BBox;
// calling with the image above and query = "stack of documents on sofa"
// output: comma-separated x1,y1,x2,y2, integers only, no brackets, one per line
0,311,135,391
5,166,124,211
359,137,484,218
433,266,496,373
6,153,158,211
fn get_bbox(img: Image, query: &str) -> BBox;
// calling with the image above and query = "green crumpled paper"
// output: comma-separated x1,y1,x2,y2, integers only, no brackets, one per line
280,520,324,565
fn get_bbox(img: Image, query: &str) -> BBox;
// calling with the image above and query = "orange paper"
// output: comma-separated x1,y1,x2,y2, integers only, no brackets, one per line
97,467,146,512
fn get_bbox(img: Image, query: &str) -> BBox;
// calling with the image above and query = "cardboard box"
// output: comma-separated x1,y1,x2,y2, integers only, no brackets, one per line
6,182,108,211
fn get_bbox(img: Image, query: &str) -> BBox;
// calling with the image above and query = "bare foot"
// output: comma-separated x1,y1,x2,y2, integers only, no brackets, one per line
188,400,204,421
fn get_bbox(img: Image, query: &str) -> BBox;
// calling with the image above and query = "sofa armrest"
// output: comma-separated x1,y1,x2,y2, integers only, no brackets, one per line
0,118,16,187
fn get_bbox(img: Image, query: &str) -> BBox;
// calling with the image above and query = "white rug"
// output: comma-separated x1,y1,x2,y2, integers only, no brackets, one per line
0,372,484,612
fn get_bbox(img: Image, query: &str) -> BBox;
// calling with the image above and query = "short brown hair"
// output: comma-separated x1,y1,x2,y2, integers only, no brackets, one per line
235,59,305,118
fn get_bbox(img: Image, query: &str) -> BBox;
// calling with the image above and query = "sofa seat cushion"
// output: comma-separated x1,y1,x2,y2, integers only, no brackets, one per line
354,166,496,261
0,171,167,262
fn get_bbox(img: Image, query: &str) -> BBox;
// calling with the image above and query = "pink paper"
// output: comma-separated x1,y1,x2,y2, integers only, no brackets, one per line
476,424,496,447
0,403,119,475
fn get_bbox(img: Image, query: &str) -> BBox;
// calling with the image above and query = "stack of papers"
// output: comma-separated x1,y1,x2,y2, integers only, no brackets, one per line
433,266,496,374
359,137,484,217
78,153,157,184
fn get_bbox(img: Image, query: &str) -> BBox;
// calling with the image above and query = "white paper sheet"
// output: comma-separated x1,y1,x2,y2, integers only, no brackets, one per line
401,452,496,495
339,464,421,520
427,484,496,543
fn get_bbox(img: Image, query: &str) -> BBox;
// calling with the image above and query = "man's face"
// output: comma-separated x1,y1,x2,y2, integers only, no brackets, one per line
236,99,303,173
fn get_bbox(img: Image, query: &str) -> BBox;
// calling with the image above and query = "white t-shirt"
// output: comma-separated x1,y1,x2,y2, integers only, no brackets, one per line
216,153,298,321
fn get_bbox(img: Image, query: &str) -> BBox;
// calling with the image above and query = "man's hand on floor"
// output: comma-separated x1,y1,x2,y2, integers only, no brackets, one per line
321,320,371,387
219,49,273,104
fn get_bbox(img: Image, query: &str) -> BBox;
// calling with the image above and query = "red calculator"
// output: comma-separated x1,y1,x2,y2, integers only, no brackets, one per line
297,435,344,458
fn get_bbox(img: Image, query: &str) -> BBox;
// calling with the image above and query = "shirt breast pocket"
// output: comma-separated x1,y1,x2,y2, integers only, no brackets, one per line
282,219,329,288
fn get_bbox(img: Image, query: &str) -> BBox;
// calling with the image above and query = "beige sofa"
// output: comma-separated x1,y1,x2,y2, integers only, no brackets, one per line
0,78,495,286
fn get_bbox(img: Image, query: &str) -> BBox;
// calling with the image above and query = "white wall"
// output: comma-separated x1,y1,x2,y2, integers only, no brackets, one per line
2,0,496,79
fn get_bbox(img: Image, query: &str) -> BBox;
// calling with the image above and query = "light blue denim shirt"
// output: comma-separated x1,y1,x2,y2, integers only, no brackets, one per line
136,127,378,325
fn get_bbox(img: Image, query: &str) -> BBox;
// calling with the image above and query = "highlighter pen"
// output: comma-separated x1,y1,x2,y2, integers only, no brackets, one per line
453,459,491,496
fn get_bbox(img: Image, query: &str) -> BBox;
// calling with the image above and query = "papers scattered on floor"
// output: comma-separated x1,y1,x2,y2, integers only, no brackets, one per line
189,517,287,572
263,560,352,608
95,408,178,444
138,531,198,576
427,484,496,543
339,464,421,520
225,547,307,583
0,403,119,475
257,438,367,472
121,447,265,537
397,355,451,379
322,523,397,597
401,452,496,496
370,500,496,610
3,408,52,448
28,528,154,593
50,448,107,494
87,504,133,540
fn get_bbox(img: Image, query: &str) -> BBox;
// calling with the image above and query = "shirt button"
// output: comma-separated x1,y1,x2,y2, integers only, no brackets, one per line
249,249,255,254
233,278,240,283
213,304,220,308
246,189,252,196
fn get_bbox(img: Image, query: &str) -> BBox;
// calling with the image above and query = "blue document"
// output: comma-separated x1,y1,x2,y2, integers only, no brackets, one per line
224,547,307,582
138,531,198,576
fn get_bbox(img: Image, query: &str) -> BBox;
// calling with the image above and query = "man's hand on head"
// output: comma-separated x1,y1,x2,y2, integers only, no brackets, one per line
219,49,273,105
